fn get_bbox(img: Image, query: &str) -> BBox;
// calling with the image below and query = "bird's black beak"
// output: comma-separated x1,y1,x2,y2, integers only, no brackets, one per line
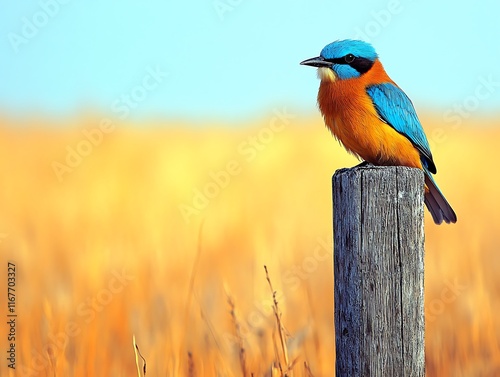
300,56,331,67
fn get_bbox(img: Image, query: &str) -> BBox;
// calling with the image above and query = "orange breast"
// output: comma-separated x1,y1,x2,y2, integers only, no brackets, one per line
318,60,422,169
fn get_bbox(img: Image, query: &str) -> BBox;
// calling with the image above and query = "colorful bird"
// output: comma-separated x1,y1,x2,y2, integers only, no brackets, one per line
301,39,456,224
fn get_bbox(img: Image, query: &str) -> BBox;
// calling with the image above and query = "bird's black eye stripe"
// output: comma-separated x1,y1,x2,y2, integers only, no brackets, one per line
350,57,374,74
324,56,350,65
324,55,375,74
345,54,355,63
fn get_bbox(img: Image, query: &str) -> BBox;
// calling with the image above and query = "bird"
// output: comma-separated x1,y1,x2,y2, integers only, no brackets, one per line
300,39,457,224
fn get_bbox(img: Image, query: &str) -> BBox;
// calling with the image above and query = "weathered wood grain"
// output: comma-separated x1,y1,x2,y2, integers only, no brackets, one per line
333,165,425,377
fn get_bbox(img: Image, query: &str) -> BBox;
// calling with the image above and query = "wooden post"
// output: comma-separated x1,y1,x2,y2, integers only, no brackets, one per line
333,165,425,377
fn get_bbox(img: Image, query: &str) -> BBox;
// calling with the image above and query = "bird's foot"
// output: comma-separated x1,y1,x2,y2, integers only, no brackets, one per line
355,161,370,168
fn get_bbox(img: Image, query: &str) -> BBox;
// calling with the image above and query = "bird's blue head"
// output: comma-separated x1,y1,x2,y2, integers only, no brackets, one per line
300,40,378,81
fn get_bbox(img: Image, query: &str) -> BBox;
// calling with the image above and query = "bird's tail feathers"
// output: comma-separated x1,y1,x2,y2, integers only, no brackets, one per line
424,170,457,224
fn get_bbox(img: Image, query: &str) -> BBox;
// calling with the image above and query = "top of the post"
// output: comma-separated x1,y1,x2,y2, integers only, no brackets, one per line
333,163,425,181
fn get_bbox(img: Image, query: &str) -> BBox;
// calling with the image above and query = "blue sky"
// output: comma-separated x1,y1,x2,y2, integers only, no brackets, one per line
1,0,499,121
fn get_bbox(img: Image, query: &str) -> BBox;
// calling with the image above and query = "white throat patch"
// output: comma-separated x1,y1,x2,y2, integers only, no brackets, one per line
317,67,337,82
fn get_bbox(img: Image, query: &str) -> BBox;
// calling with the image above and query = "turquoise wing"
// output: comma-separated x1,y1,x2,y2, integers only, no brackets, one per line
366,83,436,173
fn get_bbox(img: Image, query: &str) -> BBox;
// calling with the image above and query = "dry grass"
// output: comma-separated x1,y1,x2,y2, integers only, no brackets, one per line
0,112,499,376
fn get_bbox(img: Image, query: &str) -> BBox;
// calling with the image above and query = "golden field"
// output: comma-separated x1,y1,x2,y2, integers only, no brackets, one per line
0,112,499,376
